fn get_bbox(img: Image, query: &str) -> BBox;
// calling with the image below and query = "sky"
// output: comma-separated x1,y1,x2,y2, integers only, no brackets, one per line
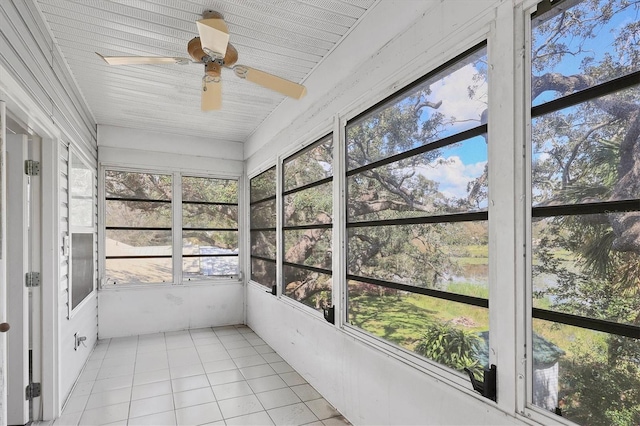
532,0,639,105
412,0,639,201
412,61,488,201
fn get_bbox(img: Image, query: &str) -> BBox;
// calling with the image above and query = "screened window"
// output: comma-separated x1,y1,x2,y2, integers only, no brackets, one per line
105,171,240,285
69,151,95,310
282,135,333,312
70,152,94,228
345,43,489,376
182,177,238,279
250,167,277,288
530,1,640,423
105,170,173,284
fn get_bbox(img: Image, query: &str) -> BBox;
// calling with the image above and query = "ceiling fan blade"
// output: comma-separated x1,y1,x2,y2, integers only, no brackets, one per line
196,19,229,57
202,80,222,111
234,66,307,99
97,53,190,65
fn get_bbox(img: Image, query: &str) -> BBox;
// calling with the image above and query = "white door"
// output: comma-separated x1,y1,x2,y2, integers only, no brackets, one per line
6,133,30,425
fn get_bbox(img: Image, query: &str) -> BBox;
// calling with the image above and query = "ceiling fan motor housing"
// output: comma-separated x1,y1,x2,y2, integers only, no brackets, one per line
187,37,238,67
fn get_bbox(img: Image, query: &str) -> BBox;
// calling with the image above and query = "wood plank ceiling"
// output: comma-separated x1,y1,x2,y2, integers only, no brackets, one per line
35,0,377,143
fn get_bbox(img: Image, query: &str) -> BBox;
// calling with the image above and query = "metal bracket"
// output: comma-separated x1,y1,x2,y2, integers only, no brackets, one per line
24,159,40,176
25,272,41,287
323,306,335,324
25,382,41,400
465,364,497,402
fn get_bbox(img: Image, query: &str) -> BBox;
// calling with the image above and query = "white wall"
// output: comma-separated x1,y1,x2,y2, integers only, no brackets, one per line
99,284,244,338
245,0,533,424
247,285,521,425
98,124,243,164
98,125,245,339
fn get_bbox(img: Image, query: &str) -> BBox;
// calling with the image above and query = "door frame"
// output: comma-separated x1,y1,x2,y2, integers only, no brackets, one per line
6,132,30,425
1,76,62,420
1,99,8,426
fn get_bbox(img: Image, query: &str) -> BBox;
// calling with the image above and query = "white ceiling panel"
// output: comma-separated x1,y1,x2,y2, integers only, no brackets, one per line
35,0,377,143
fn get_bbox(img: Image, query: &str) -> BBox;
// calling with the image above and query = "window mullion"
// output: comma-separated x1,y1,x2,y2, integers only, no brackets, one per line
488,2,520,412
518,1,534,417
333,114,346,326
173,172,182,285
275,161,283,297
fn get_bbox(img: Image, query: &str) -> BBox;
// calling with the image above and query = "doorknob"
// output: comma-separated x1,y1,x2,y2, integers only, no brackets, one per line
0,323,10,332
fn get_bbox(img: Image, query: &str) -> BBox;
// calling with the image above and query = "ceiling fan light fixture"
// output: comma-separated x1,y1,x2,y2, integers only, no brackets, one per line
205,62,222,82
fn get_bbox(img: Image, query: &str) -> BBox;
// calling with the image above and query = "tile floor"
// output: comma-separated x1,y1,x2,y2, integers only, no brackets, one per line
52,325,350,426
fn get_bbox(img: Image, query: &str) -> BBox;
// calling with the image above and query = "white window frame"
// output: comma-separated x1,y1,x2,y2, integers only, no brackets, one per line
248,165,278,290
67,146,97,318
280,133,335,317
520,0,640,423
99,165,242,288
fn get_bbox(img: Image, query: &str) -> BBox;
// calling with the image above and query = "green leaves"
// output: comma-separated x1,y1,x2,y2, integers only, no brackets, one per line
415,320,482,374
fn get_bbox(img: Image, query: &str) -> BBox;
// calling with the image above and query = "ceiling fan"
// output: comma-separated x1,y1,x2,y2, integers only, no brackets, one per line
96,10,307,111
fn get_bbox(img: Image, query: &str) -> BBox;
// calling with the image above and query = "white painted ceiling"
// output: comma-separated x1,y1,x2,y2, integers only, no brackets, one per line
35,0,377,143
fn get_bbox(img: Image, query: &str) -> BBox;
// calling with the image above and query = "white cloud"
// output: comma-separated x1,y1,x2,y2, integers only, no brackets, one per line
415,156,486,200
428,63,487,123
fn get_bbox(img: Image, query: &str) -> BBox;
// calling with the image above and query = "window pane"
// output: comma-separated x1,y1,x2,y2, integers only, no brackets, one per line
70,153,93,228
284,182,333,227
347,47,488,170
348,280,489,374
71,233,93,309
532,85,640,206
104,170,172,285
532,214,640,326
250,200,276,229
348,222,488,297
284,136,333,191
251,258,276,288
284,230,332,269
530,2,640,422
182,176,237,203
532,319,640,424
532,1,640,107
283,265,331,312
183,204,238,229
251,231,276,259
106,200,171,228
251,167,277,288
106,230,172,255
183,230,238,252
183,256,238,278
348,136,487,222
250,167,276,202
105,171,171,200
106,257,172,284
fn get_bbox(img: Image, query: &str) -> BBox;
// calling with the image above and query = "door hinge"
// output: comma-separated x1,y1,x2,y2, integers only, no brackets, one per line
24,159,40,176
25,272,41,287
25,382,41,400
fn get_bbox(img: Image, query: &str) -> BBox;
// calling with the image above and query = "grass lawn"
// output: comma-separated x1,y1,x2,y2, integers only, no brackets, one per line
348,287,488,352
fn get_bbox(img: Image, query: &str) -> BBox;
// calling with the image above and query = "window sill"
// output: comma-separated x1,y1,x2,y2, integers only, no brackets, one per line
99,278,242,291
341,323,506,410
247,280,330,324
